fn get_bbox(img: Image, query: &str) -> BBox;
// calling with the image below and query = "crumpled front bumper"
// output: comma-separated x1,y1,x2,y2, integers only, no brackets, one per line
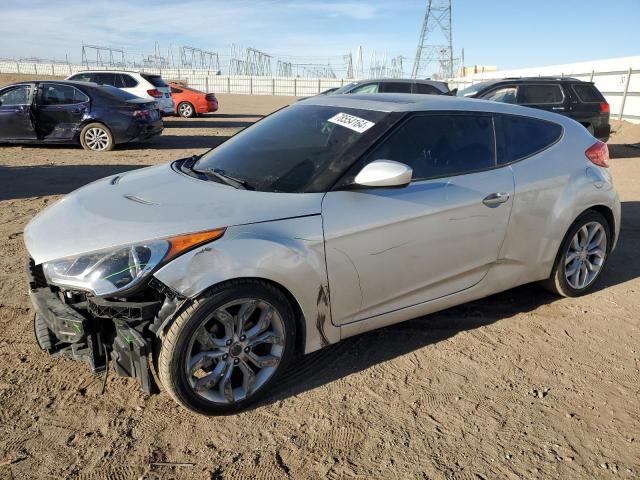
26,259,162,394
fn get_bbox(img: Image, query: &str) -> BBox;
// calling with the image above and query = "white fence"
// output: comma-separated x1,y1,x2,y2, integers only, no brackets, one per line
449,56,640,123
0,60,348,97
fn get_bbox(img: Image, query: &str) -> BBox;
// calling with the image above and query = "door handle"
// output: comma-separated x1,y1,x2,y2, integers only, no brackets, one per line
482,192,510,207
552,107,565,110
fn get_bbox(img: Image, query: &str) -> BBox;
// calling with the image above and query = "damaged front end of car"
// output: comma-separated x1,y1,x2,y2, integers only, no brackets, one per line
25,229,225,394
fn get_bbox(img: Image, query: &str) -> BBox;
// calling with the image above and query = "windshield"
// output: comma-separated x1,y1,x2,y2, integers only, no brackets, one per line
194,104,392,193
331,82,358,94
456,83,487,97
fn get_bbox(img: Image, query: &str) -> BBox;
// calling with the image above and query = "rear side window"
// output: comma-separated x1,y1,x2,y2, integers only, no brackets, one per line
141,74,167,87
379,82,412,94
519,84,564,104
571,84,603,103
120,74,138,88
496,114,563,164
363,114,496,180
170,87,183,94
41,84,89,105
413,83,440,94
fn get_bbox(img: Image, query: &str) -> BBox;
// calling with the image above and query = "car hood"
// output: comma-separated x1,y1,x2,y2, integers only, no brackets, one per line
24,163,323,264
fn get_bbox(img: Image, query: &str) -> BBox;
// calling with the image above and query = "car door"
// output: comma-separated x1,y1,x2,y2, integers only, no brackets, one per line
517,83,566,114
36,83,90,140
0,84,37,140
322,112,514,325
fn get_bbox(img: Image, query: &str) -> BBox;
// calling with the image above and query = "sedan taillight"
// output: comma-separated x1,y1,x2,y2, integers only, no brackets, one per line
147,89,163,98
133,109,151,119
585,141,609,168
599,102,610,113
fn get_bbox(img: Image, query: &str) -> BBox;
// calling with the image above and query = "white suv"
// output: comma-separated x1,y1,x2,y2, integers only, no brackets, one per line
66,71,174,115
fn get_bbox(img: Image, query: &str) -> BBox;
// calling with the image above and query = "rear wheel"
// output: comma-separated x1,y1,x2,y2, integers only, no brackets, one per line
80,123,113,151
177,101,195,118
542,211,611,297
157,280,296,414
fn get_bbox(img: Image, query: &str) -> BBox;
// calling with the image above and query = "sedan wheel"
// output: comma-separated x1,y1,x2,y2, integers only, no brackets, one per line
542,210,611,297
178,102,195,118
80,123,113,151
157,280,296,414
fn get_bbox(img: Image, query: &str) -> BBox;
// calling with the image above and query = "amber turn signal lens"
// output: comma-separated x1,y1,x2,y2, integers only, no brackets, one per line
165,228,226,260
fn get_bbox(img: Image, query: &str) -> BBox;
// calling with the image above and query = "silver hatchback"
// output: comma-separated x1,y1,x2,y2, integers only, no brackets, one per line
24,94,620,414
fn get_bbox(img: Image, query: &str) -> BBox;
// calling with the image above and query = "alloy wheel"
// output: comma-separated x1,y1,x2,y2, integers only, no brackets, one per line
84,127,110,151
184,298,285,404
179,103,193,117
564,221,607,290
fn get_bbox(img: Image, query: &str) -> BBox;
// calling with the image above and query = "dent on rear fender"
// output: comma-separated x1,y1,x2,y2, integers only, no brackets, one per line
153,216,341,353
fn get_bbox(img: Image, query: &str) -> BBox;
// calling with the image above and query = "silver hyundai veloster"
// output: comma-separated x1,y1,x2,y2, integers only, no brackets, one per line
24,94,620,414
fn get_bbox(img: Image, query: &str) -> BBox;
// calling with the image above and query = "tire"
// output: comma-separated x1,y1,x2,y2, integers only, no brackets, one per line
542,210,611,297
177,101,196,118
157,279,296,415
80,123,114,151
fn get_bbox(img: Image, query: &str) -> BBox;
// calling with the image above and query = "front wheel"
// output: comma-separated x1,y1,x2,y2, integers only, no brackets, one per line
157,280,296,415
542,210,611,297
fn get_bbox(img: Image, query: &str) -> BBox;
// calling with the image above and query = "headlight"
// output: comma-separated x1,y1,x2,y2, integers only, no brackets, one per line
42,228,225,296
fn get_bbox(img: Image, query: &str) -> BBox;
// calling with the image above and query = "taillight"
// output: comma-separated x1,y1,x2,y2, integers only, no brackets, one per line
585,141,609,168
133,109,150,119
147,89,163,98
599,102,610,113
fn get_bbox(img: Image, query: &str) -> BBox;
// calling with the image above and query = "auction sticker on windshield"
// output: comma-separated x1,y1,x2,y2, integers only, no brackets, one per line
328,112,375,133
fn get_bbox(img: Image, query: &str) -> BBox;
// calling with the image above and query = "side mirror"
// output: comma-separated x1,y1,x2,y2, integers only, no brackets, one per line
354,160,412,188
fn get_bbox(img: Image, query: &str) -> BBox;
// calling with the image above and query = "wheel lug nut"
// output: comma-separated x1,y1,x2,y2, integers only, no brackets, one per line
222,354,228,360
240,335,246,341
244,347,250,353
226,339,232,346
233,358,239,365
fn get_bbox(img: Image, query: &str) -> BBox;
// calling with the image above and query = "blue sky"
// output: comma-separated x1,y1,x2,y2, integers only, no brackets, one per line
0,0,638,72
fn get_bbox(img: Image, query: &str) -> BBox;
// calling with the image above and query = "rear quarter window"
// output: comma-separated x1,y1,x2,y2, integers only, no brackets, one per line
141,74,168,87
571,84,604,103
519,84,564,104
413,83,440,94
496,114,563,164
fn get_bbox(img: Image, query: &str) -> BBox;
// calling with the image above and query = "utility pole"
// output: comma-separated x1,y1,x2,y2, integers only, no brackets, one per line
411,0,454,79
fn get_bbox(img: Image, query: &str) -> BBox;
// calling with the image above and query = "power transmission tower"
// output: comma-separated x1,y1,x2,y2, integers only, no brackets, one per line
411,0,453,79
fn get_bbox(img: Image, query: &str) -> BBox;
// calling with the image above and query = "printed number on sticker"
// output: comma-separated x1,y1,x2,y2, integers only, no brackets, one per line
328,112,375,133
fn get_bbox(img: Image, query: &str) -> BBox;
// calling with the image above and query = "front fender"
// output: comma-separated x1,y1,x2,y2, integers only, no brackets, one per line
153,215,340,353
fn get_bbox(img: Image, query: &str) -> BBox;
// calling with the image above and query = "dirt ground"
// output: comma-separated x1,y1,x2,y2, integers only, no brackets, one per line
0,73,639,479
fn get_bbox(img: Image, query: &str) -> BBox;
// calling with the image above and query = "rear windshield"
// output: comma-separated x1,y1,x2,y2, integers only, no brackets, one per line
572,83,604,103
141,74,168,88
99,85,140,101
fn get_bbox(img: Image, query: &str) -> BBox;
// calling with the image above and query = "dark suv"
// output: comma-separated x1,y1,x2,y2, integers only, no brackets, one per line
457,78,610,141
331,78,451,95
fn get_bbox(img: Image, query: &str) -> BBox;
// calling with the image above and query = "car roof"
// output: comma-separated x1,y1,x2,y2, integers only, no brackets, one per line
71,70,162,76
298,92,575,122
4,79,101,88
470,77,589,89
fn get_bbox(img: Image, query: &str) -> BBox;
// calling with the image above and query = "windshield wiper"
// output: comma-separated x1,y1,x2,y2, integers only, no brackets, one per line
196,167,255,190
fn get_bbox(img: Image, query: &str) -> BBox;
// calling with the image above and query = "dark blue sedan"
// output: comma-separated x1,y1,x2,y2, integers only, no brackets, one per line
0,80,163,151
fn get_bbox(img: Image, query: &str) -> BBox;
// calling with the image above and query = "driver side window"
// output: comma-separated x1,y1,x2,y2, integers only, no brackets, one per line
482,87,517,104
362,114,496,180
0,85,32,106
350,83,379,94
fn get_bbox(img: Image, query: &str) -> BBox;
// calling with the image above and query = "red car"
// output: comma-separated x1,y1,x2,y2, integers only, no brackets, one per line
168,82,219,117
